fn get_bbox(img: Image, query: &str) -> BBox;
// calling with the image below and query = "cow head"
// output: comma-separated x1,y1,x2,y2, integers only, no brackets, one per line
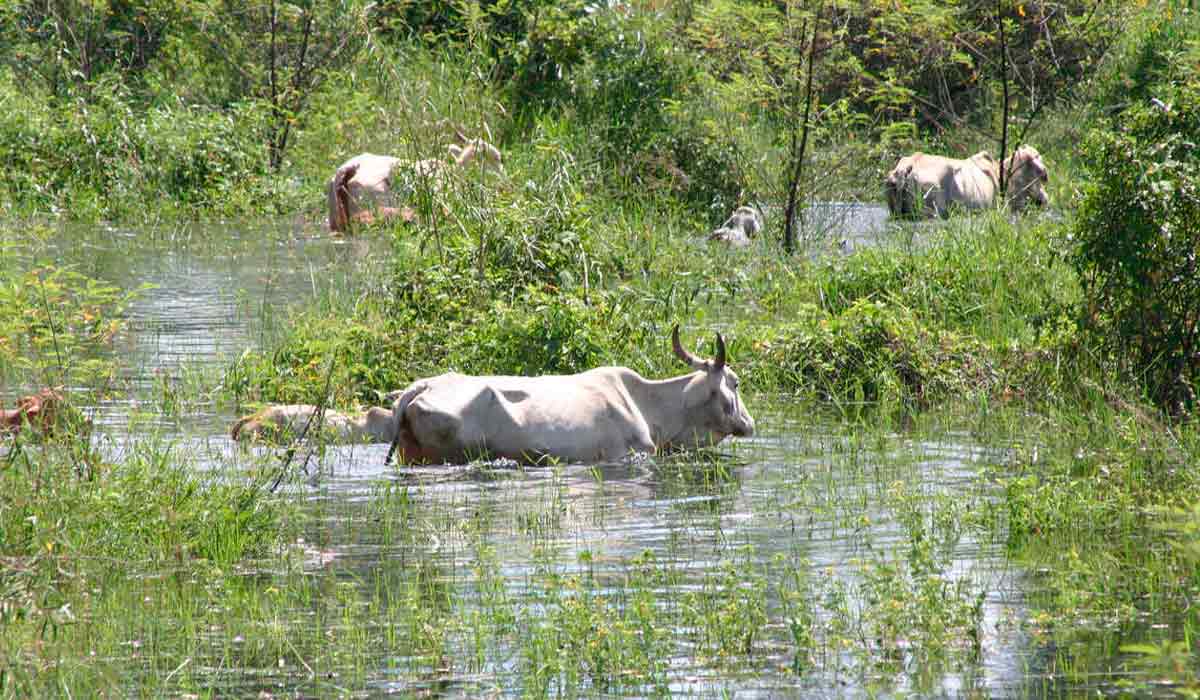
672,325,755,446
448,138,504,174
1005,145,1049,211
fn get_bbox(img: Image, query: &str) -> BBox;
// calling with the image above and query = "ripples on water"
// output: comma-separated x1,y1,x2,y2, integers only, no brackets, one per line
14,213,1072,697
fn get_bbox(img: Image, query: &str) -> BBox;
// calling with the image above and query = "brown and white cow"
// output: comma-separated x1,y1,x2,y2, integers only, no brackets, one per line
383,326,755,465
326,138,503,233
231,404,396,444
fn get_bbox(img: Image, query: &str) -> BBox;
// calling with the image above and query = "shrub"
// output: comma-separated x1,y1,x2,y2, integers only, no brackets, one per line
1071,81,1200,416
750,300,999,407
0,74,275,219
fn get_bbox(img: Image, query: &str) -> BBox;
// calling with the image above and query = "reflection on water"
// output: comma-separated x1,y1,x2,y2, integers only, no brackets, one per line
28,221,379,434
210,407,1038,698
3,210,1110,696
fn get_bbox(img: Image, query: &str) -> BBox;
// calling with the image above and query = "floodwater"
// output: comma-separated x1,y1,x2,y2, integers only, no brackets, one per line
6,212,1150,697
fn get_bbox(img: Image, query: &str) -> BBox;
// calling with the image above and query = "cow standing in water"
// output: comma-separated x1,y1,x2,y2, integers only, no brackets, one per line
327,137,503,233
709,206,763,248
885,145,1049,218
384,326,755,465
885,150,1000,219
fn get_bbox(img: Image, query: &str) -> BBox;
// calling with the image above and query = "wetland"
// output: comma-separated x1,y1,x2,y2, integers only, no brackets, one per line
4,215,1196,697
2,0,1199,696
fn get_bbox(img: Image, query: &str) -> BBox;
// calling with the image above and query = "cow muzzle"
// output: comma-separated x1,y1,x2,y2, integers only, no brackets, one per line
732,415,755,438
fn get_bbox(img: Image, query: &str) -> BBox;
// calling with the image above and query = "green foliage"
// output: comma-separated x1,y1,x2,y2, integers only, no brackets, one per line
524,559,671,694
187,0,371,169
1094,2,1200,111
0,0,187,100
0,73,277,219
752,299,999,407
372,0,592,111
0,257,145,388
1072,79,1200,415
999,396,1200,647
815,217,1078,342
681,552,769,663
856,483,985,669
0,436,288,688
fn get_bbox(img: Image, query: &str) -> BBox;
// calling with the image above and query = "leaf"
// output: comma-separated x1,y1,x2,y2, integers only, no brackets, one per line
1120,642,1166,656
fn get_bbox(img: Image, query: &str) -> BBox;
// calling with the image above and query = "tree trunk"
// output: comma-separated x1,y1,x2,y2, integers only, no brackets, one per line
784,4,820,254
996,0,1010,197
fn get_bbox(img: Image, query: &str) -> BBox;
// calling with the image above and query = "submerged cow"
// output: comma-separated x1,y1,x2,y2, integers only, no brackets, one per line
326,137,503,233
231,404,396,444
708,205,762,248
1,387,67,436
886,146,1049,218
383,326,755,466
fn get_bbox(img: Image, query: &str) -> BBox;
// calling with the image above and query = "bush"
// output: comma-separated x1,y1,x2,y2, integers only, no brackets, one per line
1071,81,1200,416
750,300,999,407
0,74,275,219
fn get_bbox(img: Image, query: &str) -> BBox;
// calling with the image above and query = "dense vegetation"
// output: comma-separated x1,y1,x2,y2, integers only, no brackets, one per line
2,0,1199,695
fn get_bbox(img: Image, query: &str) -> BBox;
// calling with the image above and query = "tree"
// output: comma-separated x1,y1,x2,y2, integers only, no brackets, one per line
190,0,370,170
1072,80,1200,417
1,0,184,100
782,0,822,254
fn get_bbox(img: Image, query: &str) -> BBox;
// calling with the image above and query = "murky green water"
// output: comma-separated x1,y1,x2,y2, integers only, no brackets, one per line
10,216,1155,697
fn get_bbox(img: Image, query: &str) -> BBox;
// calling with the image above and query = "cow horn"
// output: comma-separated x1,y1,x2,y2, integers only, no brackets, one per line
713,333,726,371
672,324,703,369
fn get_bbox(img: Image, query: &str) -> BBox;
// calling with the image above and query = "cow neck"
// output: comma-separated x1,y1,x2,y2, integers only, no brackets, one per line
625,370,704,449
329,408,395,442
360,407,397,442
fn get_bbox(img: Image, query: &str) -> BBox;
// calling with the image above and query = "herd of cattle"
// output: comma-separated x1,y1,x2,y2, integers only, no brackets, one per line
0,139,1049,465
325,131,1049,244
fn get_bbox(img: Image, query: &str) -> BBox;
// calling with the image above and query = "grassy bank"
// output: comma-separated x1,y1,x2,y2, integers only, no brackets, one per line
229,210,1078,411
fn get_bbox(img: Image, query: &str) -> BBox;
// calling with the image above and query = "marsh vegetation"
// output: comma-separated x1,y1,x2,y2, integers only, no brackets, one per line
2,0,1199,696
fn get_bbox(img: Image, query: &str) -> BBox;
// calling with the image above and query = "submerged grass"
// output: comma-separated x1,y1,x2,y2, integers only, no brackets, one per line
0,433,294,694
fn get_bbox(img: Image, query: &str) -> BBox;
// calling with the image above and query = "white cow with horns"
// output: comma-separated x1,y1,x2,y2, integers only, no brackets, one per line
383,326,755,466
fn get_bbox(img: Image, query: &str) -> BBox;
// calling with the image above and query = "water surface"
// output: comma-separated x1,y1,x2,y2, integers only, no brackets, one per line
5,210,1151,697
